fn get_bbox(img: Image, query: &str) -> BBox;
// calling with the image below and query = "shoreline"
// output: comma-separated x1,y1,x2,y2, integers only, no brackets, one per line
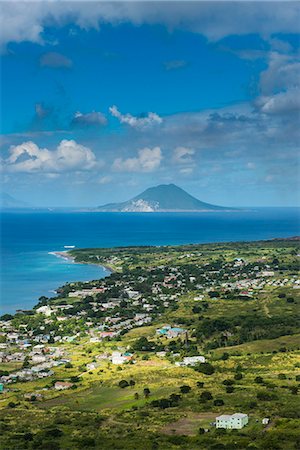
49,250,114,274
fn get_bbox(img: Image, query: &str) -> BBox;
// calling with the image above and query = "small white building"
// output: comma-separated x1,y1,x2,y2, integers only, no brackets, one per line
183,356,206,365
36,306,52,316
216,413,248,429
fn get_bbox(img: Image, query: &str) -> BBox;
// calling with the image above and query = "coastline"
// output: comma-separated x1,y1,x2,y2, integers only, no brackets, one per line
49,250,114,274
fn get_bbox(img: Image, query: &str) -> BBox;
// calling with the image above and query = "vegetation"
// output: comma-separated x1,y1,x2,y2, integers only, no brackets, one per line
0,238,299,449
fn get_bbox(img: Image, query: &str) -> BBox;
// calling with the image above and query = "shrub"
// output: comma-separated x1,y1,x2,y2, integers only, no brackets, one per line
198,427,205,435
278,373,286,380
199,391,213,402
226,386,234,393
257,391,278,401
221,352,229,360
254,376,264,384
194,362,215,375
223,379,234,386
180,385,191,394
234,373,243,380
214,399,224,406
118,380,129,388
197,381,204,388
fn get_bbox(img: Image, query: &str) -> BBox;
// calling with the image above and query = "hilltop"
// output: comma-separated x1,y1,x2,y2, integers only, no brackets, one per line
98,184,229,212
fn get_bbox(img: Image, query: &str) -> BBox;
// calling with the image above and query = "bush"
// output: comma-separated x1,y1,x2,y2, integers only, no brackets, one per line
278,373,286,380
194,362,215,375
199,391,213,402
254,376,264,384
180,385,191,394
197,381,204,388
118,380,129,388
223,379,234,386
214,399,224,406
257,391,278,401
221,352,229,360
234,373,243,380
226,386,234,393
198,427,205,435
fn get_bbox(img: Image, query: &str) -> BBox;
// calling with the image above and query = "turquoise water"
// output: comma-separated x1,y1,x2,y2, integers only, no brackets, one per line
1,208,299,314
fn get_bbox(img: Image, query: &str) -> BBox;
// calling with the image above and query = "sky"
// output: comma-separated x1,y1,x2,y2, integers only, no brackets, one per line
0,1,299,207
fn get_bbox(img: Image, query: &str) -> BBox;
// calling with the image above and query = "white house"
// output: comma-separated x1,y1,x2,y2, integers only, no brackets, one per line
183,356,206,365
36,306,52,316
216,413,248,429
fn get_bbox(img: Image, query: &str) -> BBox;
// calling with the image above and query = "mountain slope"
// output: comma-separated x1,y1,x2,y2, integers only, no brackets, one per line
0,192,30,208
98,184,229,212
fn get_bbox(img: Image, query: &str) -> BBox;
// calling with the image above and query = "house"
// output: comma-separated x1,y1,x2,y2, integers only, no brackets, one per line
156,325,186,339
54,381,74,390
216,413,248,429
183,356,206,365
36,306,52,316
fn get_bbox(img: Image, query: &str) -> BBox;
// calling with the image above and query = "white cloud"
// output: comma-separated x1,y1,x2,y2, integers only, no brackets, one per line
109,105,162,129
112,147,162,172
258,88,300,115
72,111,107,127
259,52,300,95
5,139,98,173
1,2,300,49
173,147,195,164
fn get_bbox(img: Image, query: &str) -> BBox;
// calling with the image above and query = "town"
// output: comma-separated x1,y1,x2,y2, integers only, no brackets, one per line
0,238,299,449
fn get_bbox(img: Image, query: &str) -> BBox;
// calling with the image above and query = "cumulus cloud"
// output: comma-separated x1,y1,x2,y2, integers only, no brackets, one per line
1,2,300,49
258,88,300,115
5,139,98,173
71,111,107,127
259,52,300,95
173,147,195,164
109,105,162,129
163,60,188,71
112,147,162,172
39,52,73,68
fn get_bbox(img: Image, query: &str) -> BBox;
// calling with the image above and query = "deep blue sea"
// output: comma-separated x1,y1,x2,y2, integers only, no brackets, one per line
1,208,299,314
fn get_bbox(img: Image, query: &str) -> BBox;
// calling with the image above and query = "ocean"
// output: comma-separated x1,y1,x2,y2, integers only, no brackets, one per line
1,208,299,314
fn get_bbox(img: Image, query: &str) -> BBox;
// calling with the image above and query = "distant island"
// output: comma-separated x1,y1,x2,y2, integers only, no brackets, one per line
98,183,231,212
0,192,30,209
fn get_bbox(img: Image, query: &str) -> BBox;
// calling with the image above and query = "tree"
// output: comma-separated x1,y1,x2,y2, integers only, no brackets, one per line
197,381,204,388
134,392,139,400
198,427,205,435
194,362,215,375
221,352,229,360
214,399,224,406
180,385,191,394
234,372,243,380
199,391,213,402
143,387,151,398
226,386,234,393
254,376,264,384
129,379,136,387
118,380,129,389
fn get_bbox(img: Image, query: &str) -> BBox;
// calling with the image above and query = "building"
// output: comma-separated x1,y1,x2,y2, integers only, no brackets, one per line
216,413,248,429
183,356,206,365
54,381,74,390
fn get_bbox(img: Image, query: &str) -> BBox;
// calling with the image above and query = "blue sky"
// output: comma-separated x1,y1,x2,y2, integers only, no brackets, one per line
0,1,299,207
